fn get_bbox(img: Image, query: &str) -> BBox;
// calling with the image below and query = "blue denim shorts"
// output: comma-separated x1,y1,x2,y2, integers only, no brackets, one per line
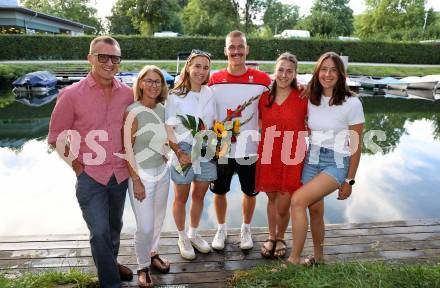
301,146,350,186
171,142,217,184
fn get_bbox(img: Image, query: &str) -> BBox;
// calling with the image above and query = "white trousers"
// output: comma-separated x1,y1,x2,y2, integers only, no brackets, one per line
128,163,170,269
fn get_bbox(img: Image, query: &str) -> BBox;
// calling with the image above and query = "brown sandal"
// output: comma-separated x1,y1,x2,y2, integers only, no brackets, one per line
274,239,287,258
303,255,322,267
150,254,170,274
260,239,276,258
138,267,154,288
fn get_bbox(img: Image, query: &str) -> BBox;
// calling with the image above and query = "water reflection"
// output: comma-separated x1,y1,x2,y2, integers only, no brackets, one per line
1,98,440,236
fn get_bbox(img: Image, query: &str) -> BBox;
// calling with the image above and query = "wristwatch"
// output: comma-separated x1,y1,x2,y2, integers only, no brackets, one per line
344,178,355,186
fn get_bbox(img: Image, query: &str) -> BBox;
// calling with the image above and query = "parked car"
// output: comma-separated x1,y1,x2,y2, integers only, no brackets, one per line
274,30,310,39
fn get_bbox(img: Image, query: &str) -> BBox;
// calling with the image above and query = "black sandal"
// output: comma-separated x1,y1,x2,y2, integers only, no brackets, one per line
150,254,170,274
260,239,276,258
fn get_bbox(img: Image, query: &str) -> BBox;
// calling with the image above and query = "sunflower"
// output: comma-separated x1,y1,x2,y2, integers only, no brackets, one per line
213,121,226,138
232,119,240,134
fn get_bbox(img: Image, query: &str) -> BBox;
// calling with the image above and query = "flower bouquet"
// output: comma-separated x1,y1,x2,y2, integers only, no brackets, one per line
212,94,260,158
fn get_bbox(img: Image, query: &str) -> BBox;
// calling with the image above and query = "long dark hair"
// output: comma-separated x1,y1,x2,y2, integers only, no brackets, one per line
172,51,211,97
306,51,352,106
266,52,298,108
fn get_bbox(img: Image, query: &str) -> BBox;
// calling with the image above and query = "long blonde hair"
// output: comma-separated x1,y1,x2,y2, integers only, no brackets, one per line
133,65,168,103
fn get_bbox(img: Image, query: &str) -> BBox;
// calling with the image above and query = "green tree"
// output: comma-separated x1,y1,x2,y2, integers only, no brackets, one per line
132,0,182,36
239,0,266,34
21,0,102,34
300,0,353,37
182,0,239,36
356,0,427,39
107,0,139,35
263,0,300,35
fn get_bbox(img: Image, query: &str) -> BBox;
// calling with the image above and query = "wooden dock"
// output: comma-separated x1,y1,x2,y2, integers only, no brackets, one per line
1,218,439,287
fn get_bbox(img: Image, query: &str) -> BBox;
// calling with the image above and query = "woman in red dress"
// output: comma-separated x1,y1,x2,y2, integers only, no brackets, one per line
256,52,308,258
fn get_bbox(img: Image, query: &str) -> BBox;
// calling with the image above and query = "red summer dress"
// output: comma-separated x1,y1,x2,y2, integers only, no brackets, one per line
255,89,308,193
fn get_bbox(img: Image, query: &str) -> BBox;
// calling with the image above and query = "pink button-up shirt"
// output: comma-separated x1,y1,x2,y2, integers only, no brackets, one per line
48,73,133,185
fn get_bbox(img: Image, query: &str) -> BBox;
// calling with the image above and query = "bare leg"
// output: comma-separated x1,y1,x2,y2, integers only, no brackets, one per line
309,199,325,262
172,183,191,231
276,192,292,240
288,173,339,264
189,181,210,228
214,194,227,224
266,193,277,240
242,194,256,224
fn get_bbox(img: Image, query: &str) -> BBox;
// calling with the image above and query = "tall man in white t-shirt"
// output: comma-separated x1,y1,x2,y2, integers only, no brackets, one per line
208,30,271,250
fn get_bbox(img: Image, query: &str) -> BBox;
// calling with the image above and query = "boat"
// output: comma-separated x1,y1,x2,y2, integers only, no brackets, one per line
13,71,58,96
400,75,440,90
15,87,58,107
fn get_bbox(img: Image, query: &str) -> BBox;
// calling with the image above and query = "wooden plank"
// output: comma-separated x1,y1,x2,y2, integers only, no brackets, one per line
2,223,439,251
1,218,439,243
2,240,439,271
1,231,440,261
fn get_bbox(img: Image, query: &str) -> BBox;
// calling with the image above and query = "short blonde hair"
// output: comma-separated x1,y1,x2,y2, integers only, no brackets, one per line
133,65,168,103
89,35,120,54
225,30,247,46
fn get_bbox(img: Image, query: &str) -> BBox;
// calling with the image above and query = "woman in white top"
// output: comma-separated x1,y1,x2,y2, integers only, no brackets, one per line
165,50,216,260
287,52,365,266
123,65,170,287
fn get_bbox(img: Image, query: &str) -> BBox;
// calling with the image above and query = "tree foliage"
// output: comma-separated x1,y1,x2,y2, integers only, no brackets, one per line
182,0,239,36
21,0,102,34
107,0,139,35
356,0,429,39
263,0,300,35
132,0,182,36
299,0,353,37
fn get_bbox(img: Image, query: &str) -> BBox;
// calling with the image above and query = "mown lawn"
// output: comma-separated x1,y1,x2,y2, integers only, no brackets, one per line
230,261,440,288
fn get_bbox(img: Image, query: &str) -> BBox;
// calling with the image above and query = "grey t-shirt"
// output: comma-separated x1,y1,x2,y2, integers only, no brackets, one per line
126,101,167,169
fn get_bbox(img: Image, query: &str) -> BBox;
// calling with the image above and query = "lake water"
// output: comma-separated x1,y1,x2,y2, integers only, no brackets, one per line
1,92,440,236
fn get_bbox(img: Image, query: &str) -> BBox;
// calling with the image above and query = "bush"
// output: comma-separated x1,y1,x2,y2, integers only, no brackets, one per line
1,35,440,64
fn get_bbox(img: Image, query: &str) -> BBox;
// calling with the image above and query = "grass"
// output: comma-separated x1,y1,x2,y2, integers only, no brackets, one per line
0,269,97,288
230,261,440,288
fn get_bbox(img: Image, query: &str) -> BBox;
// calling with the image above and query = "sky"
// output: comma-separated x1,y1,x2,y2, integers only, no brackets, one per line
94,0,440,21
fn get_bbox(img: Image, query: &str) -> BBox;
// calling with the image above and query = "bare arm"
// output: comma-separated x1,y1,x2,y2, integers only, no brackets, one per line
338,123,364,200
165,124,191,166
123,111,146,201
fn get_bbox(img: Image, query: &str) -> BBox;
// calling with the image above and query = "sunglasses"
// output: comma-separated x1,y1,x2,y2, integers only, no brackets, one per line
91,53,122,64
190,49,212,59
143,78,162,87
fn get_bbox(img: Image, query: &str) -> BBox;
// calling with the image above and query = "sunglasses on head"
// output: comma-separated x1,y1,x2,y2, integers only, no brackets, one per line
190,49,212,59
91,53,122,64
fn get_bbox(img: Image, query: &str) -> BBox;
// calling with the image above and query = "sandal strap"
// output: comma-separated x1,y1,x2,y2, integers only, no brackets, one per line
276,239,286,245
151,253,168,266
137,267,152,283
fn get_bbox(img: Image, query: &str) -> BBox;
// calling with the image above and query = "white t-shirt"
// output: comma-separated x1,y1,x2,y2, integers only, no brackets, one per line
165,85,216,145
307,95,365,155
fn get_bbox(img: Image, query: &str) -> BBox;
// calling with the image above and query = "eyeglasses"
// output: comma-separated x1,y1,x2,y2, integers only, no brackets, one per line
91,53,122,64
143,79,162,87
190,49,212,59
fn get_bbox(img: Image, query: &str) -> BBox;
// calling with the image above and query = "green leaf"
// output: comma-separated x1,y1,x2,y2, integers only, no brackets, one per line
187,115,197,130
177,115,191,130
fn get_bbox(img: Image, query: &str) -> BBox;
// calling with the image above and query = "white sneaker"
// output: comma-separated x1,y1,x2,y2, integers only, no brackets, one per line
189,234,211,253
178,238,196,260
211,228,227,250
240,226,253,250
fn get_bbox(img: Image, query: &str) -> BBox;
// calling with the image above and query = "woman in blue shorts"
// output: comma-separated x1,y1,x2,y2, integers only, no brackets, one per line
287,52,365,266
165,50,216,260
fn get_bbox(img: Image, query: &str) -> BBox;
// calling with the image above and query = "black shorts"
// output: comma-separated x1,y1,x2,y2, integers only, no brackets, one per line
210,157,258,197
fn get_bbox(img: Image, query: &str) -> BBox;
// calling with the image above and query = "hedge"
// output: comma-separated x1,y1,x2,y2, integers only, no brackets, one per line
1,35,440,64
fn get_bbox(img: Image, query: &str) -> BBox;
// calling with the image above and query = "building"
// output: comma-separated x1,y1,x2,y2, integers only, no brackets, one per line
0,0,95,35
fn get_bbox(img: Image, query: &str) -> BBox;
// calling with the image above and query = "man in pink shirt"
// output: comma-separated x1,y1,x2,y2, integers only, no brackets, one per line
48,36,133,288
